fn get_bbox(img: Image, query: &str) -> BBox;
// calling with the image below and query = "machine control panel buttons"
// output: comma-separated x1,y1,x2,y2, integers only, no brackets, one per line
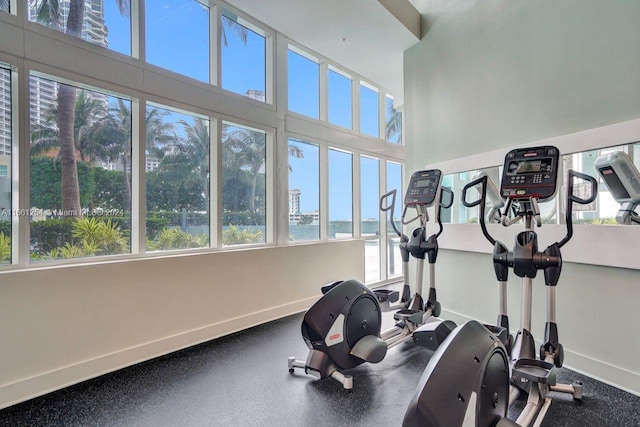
500,146,560,201
405,169,443,207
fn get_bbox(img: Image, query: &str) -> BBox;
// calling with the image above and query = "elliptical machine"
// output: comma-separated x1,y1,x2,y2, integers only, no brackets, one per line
403,146,597,426
288,169,456,390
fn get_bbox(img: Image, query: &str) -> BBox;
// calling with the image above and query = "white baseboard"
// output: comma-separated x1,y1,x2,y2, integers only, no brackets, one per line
0,297,316,410
440,309,640,397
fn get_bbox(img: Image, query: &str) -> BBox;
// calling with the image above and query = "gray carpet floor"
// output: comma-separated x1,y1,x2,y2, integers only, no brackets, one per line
0,312,638,426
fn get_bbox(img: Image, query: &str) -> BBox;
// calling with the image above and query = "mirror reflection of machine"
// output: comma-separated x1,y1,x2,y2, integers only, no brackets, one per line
595,151,640,225
472,171,505,223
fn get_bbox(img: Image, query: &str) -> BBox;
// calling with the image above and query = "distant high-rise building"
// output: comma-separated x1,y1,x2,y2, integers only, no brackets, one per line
0,67,11,156
289,189,301,214
26,0,109,139
245,90,266,102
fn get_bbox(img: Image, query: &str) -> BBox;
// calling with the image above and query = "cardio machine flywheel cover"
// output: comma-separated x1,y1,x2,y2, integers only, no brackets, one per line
345,294,382,349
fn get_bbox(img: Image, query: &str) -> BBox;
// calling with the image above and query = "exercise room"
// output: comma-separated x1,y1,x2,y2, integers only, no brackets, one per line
0,0,638,426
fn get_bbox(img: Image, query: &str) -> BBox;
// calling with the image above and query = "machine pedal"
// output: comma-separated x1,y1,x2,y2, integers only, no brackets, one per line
412,319,456,351
512,358,556,385
394,309,423,324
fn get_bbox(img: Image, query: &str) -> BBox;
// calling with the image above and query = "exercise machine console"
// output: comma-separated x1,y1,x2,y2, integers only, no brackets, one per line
403,146,597,426
595,150,640,224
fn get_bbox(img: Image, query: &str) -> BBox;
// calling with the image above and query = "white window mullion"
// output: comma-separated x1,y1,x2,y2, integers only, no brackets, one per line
352,79,361,134
210,2,219,86
319,144,328,240
378,92,386,141
133,0,143,61
379,161,388,280
319,61,328,122
210,117,219,248
14,61,28,266
275,33,289,245
353,153,361,238
131,97,143,255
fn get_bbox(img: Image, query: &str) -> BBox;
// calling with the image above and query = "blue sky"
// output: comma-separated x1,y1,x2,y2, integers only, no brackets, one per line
102,0,393,221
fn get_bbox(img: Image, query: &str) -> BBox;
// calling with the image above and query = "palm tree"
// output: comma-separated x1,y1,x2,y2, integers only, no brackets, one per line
386,104,403,143
108,99,132,211
288,144,304,171
145,107,177,158
226,128,265,213
221,12,248,47
30,0,130,217
31,90,120,162
170,118,210,209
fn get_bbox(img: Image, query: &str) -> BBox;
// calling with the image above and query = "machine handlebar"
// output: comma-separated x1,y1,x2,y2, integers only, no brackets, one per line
380,189,402,237
462,175,497,246
558,169,598,248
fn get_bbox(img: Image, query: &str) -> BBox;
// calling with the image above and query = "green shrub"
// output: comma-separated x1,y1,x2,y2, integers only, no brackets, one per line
0,232,10,262
222,225,263,245
72,217,129,255
148,228,208,251
30,219,75,255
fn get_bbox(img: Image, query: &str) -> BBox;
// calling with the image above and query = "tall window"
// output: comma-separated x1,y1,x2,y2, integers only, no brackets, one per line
329,149,353,239
0,66,11,264
146,0,209,82
361,156,380,282
328,68,352,129
29,75,131,260
1,1,8,13
288,48,319,119
29,0,132,56
386,162,402,278
385,95,402,144
221,10,266,102
221,121,267,246
145,104,210,251
288,139,319,241
360,83,379,138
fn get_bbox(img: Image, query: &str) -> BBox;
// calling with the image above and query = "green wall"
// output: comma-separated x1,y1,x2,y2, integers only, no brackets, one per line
405,0,640,173
403,0,640,394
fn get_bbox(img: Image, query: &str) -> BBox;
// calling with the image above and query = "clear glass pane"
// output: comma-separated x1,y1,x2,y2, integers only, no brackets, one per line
145,104,210,251
288,49,319,118
1,1,8,13
221,122,266,246
29,0,131,56
386,162,402,278
29,75,132,260
221,12,266,101
0,66,11,264
328,69,352,129
385,95,402,144
329,149,352,239
288,139,319,241
146,0,209,82
360,84,379,138
387,237,401,278
361,156,380,235
361,156,380,282
365,239,380,283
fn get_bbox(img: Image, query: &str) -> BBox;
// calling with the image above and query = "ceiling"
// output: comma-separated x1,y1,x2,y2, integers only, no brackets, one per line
225,0,424,106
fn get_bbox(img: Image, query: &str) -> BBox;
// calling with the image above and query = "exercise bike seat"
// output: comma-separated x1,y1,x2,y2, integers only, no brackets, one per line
350,335,387,363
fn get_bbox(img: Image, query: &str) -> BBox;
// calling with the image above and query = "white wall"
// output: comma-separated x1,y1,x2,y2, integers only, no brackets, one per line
0,240,364,408
404,0,640,394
